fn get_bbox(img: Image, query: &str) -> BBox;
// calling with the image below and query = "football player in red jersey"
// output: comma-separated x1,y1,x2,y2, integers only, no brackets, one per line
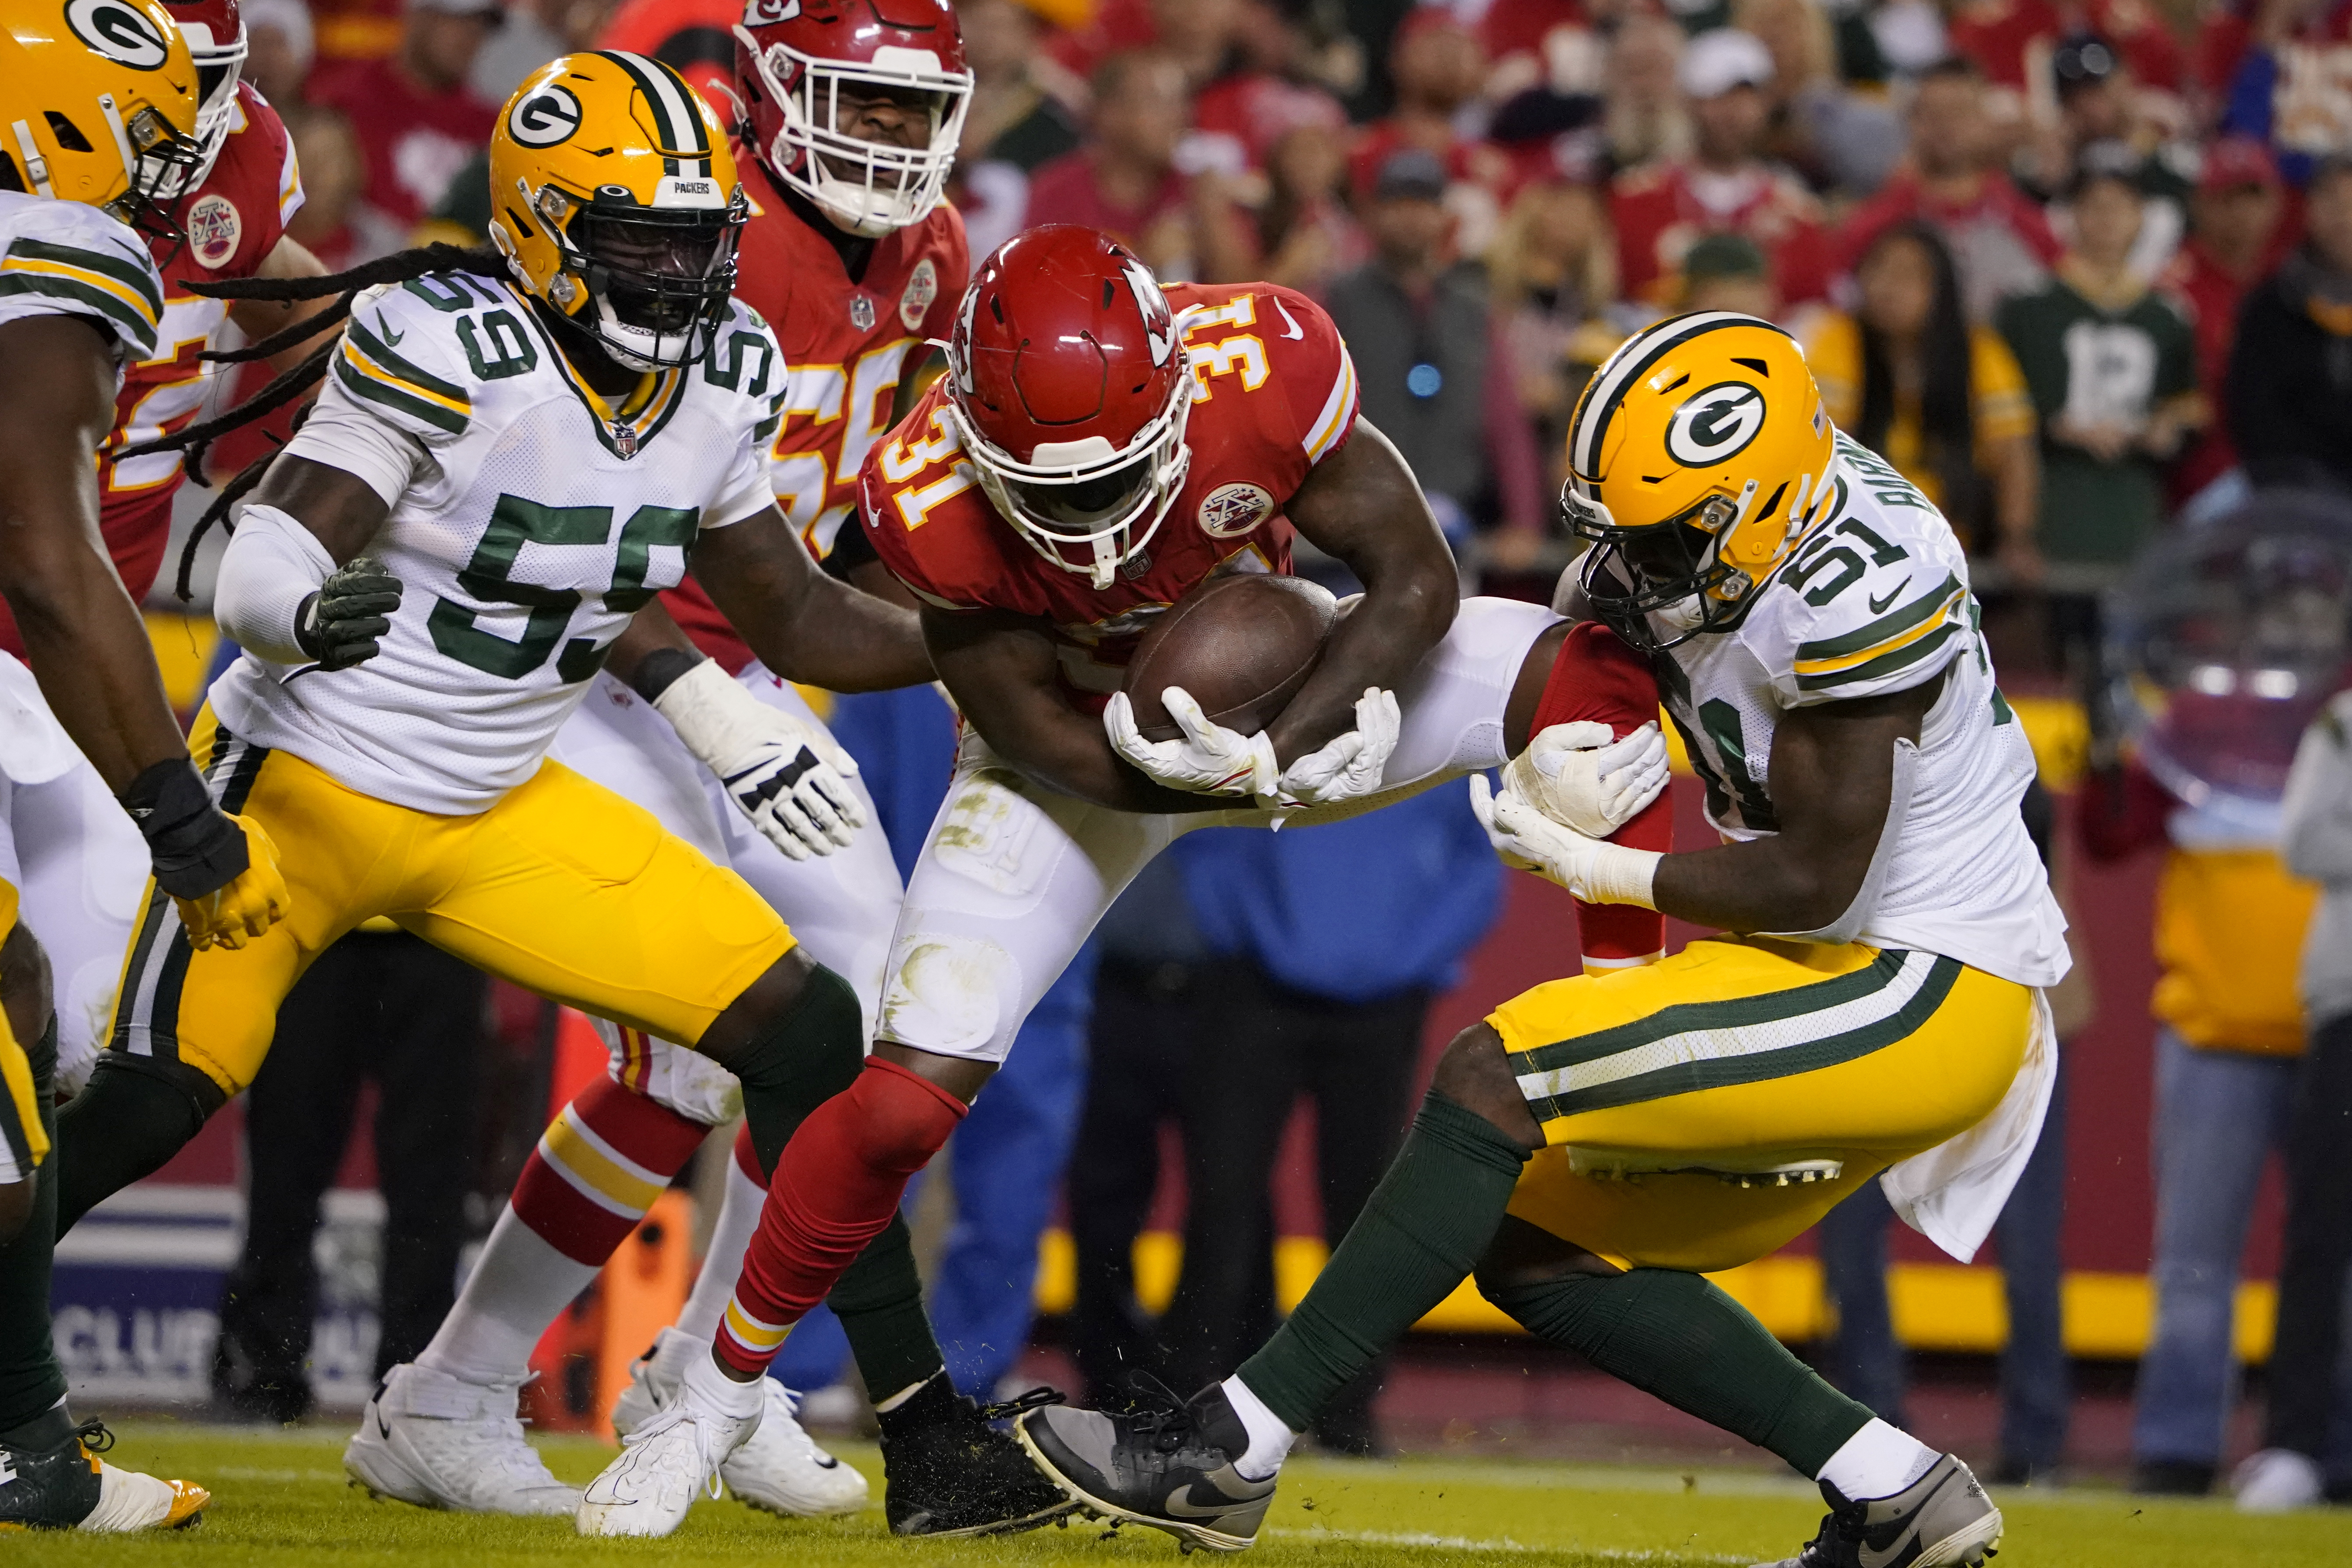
573,221,1679,1520
0,0,329,1107
357,1,1069,1541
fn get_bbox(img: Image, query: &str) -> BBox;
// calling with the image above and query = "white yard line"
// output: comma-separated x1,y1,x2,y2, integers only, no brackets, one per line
1267,1527,1745,1561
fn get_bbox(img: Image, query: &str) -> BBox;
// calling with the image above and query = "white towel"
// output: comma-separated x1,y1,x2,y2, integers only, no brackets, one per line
1878,987,2055,1263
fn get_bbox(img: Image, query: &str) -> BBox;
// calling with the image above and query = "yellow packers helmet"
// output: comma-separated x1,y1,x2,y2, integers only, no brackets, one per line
0,0,203,227
487,51,748,371
1563,311,1837,651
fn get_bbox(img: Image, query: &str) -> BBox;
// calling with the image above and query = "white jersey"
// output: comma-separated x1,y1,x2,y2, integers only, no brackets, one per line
213,273,784,813
0,190,162,370
1654,435,2069,988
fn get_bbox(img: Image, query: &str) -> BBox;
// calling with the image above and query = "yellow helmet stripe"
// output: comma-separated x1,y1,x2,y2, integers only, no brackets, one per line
1569,310,1792,483
593,49,709,165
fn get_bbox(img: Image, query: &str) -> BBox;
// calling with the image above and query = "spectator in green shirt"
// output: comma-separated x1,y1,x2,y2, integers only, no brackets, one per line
1997,142,2203,664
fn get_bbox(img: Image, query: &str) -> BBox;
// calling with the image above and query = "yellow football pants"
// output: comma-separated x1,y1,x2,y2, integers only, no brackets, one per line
0,878,44,1182
1489,936,2030,1274
107,709,796,1096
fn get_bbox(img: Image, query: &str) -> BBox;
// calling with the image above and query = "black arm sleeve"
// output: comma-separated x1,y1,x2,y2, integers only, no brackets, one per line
822,517,881,584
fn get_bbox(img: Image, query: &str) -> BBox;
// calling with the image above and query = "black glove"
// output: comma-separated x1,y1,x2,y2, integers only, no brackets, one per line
295,555,402,671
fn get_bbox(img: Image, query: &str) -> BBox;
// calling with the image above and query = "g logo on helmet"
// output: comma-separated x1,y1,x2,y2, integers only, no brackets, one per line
1665,382,1767,469
508,85,583,149
64,0,172,69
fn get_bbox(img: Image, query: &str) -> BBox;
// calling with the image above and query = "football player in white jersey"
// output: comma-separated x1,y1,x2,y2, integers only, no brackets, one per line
0,0,284,1530
1018,313,2066,1568
38,49,954,1540
351,3,1064,1535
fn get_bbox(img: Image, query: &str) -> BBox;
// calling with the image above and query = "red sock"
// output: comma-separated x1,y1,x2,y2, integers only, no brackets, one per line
715,1057,965,1374
1532,621,1673,969
510,1074,711,1266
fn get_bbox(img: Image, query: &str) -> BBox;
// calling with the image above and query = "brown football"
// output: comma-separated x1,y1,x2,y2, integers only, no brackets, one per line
1122,574,1339,742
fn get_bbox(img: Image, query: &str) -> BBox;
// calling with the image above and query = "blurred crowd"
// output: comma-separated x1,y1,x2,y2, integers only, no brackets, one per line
255,0,2352,603
181,0,2352,1511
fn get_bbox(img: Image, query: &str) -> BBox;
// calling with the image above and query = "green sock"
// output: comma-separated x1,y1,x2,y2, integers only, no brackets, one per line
0,1019,66,1434
1482,1266,1873,1476
828,1216,945,1400
1237,1093,1528,1432
721,964,946,1398
55,1051,219,1235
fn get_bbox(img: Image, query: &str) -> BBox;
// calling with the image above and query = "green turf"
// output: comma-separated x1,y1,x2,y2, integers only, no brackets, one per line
7,1421,2344,1566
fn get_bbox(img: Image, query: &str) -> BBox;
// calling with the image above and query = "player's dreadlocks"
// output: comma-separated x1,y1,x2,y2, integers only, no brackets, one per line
117,244,511,600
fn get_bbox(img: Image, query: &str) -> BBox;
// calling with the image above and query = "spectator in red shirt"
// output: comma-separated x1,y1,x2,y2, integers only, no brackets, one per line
1837,55,2062,322
1192,0,1349,174
1347,8,1496,196
1021,48,1254,280
2162,137,2288,508
1611,28,1832,307
307,0,501,256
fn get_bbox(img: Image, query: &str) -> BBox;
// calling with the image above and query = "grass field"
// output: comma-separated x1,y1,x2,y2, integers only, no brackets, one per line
7,1422,2346,1567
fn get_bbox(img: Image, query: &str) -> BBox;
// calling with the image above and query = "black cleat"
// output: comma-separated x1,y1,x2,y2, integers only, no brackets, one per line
0,1418,208,1531
876,1375,1078,1537
1017,1378,1274,1554
1753,1454,2002,1568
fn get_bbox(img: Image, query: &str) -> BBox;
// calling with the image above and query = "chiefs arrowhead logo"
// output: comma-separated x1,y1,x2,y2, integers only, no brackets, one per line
1122,258,1175,367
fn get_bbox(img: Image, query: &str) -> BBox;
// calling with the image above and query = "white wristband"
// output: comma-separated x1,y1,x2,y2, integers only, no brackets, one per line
1583,843,1663,909
215,503,335,666
649,656,766,769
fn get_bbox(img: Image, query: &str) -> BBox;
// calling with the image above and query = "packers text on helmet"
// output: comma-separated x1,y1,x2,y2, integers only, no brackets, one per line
487,51,748,372
1563,311,1838,651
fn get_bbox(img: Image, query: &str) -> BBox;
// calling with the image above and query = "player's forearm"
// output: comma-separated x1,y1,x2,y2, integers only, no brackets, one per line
0,527,189,790
744,575,933,692
1650,835,1876,934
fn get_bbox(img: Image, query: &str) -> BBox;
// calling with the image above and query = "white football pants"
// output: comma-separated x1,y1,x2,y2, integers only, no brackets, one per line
0,652,149,1095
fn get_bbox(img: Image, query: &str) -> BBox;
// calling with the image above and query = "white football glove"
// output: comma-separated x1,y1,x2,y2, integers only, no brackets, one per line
652,659,868,861
1273,686,1400,808
1106,687,1280,798
1468,771,1661,906
1504,720,1670,837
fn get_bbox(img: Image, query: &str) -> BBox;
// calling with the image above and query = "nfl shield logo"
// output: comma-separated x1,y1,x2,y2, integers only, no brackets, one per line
850,295,876,332
611,420,638,458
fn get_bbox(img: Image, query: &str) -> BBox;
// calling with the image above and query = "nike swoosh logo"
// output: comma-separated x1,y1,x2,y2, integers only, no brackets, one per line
1867,580,1909,614
1163,1485,1257,1519
1272,298,1303,340
1858,1468,1955,1568
380,325,404,347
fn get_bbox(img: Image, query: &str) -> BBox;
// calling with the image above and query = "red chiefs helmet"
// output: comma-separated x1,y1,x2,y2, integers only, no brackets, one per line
732,0,971,237
158,0,245,197
947,226,1195,589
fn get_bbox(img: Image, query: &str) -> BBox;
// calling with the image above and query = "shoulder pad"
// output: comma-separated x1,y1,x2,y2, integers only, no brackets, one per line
332,273,517,441
1755,440,1975,706
0,199,164,360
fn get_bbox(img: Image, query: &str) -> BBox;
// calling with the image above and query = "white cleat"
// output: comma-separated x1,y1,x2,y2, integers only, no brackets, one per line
2234,1448,2324,1513
614,1326,867,1517
343,1363,579,1516
578,1355,762,1538
75,1462,209,1531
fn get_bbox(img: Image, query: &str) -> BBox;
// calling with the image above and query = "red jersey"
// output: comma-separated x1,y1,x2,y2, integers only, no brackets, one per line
1021,151,1189,256
0,83,300,657
1611,160,1833,306
307,55,496,230
859,281,1359,708
661,149,970,672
